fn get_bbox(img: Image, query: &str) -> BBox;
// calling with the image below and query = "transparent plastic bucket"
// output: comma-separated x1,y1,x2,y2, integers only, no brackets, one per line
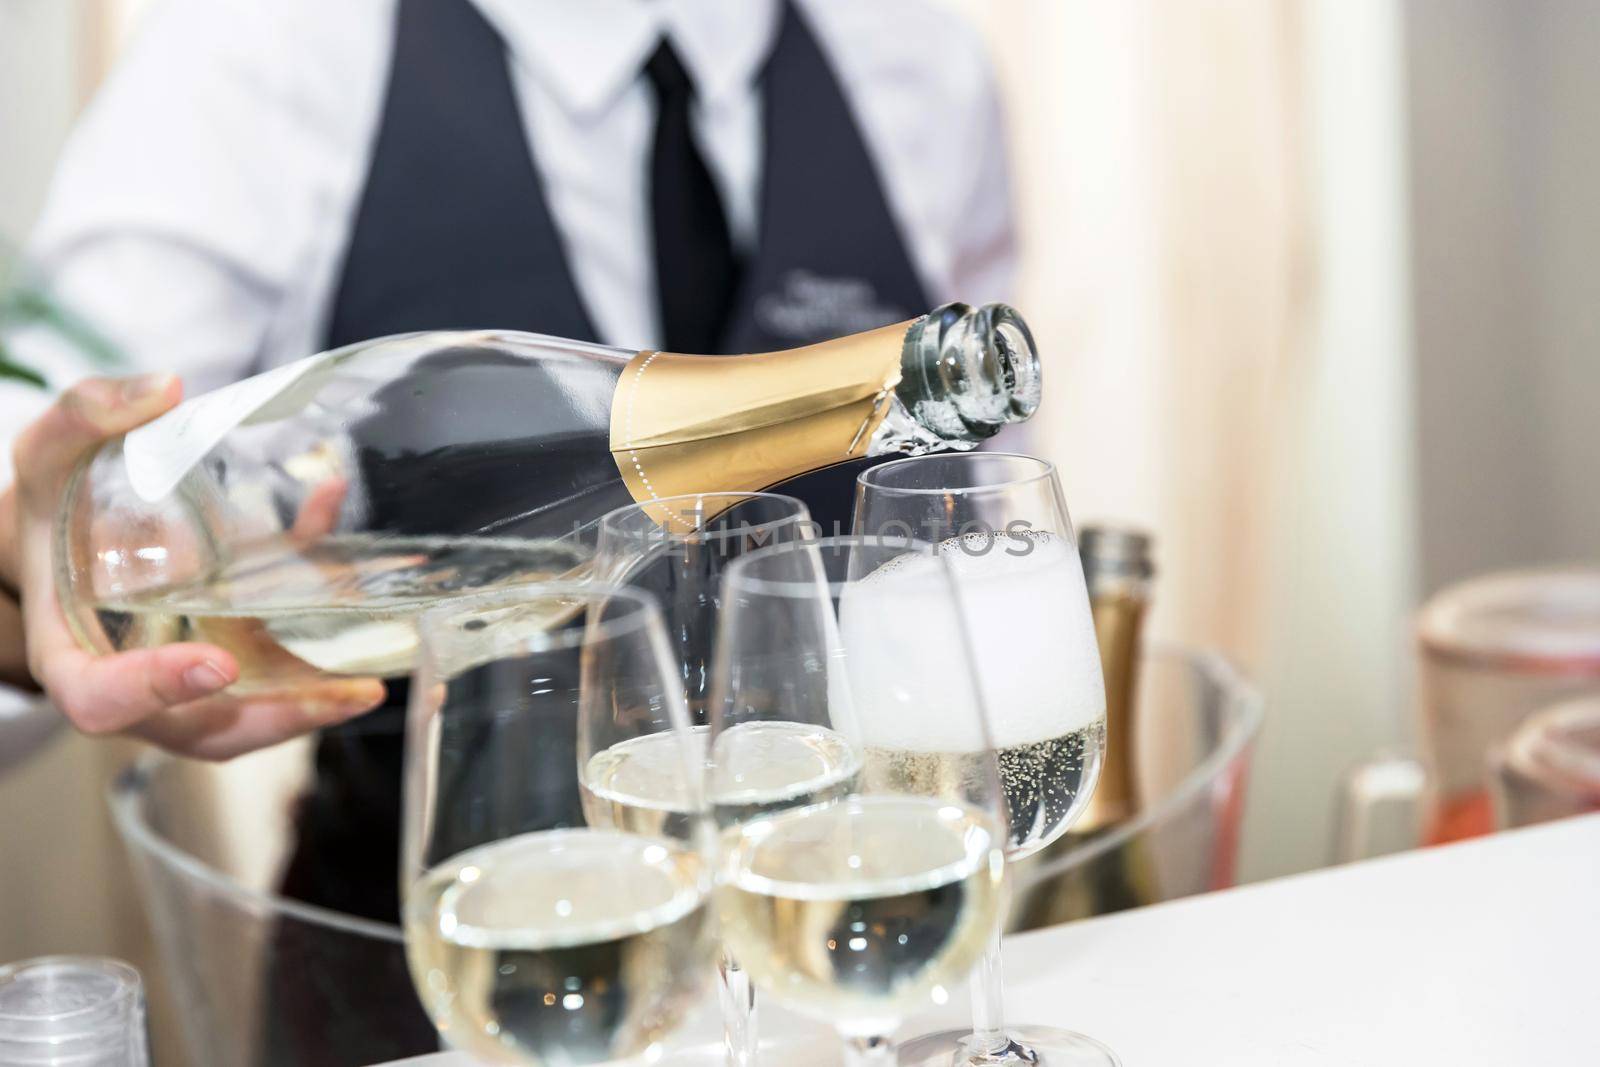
108,747,435,1067
1009,645,1264,929
107,646,1260,1064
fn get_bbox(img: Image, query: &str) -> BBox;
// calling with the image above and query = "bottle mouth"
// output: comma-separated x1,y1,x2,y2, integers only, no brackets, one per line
897,303,1042,443
1079,524,1156,582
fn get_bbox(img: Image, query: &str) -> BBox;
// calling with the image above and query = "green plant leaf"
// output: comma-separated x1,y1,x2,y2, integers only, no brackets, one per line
0,236,125,389
0,351,48,388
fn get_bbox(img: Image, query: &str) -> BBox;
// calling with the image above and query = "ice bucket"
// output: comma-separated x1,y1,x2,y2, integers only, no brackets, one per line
1010,646,1263,929
108,747,435,1067
108,647,1259,1063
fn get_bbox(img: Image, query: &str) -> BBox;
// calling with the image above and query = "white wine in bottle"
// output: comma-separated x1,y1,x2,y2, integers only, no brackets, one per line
56,304,1041,691
92,534,585,684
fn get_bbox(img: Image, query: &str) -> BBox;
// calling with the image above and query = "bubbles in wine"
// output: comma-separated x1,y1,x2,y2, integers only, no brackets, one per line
838,530,1108,854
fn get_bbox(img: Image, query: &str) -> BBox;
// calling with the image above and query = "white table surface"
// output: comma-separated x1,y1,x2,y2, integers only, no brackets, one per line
377,813,1600,1066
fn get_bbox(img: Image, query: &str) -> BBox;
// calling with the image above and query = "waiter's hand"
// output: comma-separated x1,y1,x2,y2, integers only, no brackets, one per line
0,375,384,760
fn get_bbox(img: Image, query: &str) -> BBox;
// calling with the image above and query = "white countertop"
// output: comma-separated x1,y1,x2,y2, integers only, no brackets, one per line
377,813,1600,1066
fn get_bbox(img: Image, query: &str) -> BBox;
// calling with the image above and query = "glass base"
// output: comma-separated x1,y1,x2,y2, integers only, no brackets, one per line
898,1025,1120,1067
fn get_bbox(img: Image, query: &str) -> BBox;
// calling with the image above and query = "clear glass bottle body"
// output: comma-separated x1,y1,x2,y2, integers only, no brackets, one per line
60,332,629,691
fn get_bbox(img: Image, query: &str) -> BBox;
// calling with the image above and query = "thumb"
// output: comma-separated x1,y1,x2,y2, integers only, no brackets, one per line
13,374,181,496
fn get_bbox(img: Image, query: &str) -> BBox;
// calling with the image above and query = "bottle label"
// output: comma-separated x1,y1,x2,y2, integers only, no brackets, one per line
123,352,334,502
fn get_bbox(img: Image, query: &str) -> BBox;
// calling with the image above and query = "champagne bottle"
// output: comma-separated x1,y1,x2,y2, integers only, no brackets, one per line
57,304,1040,691
1075,525,1154,831
1012,525,1159,929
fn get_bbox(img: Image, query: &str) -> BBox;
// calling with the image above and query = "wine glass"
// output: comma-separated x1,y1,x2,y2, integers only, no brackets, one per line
587,491,811,1066
402,582,716,1065
594,492,814,721
709,535,1011,1067
854,453,1116,1067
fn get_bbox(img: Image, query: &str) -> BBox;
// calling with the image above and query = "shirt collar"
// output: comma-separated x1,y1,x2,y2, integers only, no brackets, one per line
469,0,781,117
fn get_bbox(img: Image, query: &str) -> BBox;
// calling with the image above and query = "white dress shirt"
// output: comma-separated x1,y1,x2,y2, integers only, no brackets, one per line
0,0,1016,754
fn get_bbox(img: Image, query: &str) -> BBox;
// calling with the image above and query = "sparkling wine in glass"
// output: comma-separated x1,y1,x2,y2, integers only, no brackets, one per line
855,453,1116,1067
402,582,716,1065
709,535,1011,1067
581,491,813,1065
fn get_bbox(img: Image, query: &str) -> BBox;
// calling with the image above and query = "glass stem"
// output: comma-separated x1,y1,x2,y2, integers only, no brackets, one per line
717,949,757,1067
968,929,1011,1057
843,1033,899,1067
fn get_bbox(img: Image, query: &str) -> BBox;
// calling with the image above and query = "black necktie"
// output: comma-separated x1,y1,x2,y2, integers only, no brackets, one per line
646,41,742,354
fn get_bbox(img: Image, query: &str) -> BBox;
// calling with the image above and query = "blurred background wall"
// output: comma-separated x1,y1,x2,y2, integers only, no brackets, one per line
0,0,167,1049
955,0,1416,880
1,2,88,237
3,0,1599,1027
1407,0,1600,594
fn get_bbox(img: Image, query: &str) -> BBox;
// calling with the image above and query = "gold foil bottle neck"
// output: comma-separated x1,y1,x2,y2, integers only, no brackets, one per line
608,321,912,523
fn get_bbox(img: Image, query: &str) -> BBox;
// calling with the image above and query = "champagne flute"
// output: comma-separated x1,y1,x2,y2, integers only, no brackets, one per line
709,535,1010,1067
854,453,1116,1067
402,582,716,1065
585,492,812,1066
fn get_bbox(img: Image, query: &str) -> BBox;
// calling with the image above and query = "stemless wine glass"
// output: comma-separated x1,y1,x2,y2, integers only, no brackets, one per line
588,491,811,1066
855,454,1116,1067
709,535,1010,1067
402,582,716,1066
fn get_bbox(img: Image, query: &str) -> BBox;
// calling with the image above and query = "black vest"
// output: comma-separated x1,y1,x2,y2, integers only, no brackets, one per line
327,0,929,353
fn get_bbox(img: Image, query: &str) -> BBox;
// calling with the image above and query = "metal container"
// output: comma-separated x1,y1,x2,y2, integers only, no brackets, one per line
1010,645,1263,929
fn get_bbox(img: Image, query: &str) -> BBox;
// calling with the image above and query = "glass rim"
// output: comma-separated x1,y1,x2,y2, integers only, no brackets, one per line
856,451,1059,496
598,492,811,545
722,533,934,599
415,579,664,654
108,757,405,945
